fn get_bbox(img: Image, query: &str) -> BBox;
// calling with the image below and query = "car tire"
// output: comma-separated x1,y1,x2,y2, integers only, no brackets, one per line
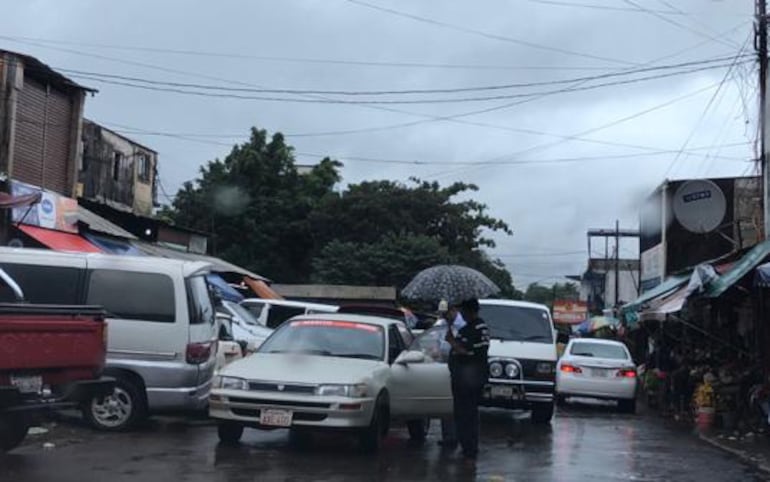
0,414,29,452
618,398,637,414
217,421,244,445
359,394,389,453
406,419,430,442
531,402,555,424
84,376,147,432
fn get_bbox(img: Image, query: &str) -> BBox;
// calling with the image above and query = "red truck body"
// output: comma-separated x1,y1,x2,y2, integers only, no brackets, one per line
0,304,114,452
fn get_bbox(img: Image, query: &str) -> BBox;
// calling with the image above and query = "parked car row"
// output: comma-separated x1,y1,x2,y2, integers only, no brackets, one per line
0,247,638,453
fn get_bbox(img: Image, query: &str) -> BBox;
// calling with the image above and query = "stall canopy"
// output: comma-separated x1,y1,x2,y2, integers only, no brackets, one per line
622,274,690,325
704,239,770,298
132,241,269,282
206,274,244,302
639,285,689,322
83,232,144,256
18,225,101,253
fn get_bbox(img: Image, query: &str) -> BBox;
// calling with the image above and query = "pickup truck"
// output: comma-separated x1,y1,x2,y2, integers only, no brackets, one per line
0,269,113,452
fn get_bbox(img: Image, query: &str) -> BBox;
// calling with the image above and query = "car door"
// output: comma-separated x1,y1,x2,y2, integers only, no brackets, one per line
388,325,453,417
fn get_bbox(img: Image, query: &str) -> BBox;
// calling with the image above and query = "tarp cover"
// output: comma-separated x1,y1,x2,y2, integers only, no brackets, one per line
18,225,101,253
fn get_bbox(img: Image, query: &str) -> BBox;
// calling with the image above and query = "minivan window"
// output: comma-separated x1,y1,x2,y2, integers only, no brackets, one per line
241,301,265,320
267,305,305,328
187,275,215,325
480,304,553,344
87,269,175,323
0,263,82,304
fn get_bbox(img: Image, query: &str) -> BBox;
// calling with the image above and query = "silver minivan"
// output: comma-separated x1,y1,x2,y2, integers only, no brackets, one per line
0,248,218,430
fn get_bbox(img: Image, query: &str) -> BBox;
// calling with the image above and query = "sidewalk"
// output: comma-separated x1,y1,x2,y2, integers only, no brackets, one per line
698,429,770,476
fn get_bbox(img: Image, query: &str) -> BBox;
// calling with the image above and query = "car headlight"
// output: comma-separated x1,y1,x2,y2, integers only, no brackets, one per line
489,362,503,378
316,384,368,398
536,362,555,375
504,363,520,378
214,376,249,390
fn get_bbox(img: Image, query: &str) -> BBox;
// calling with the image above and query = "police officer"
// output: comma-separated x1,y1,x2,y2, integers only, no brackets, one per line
445,298,490,461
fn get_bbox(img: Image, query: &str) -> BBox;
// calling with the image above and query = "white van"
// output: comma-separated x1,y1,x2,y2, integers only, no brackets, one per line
0,248,219,431
478,299,557,423
239,298,338,329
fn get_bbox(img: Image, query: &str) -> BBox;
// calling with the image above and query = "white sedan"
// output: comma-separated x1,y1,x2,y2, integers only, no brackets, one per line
209,313,452,451
555,338,638,413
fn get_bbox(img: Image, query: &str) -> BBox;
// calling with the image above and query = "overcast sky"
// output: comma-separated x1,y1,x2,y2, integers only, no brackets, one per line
0,0,757,287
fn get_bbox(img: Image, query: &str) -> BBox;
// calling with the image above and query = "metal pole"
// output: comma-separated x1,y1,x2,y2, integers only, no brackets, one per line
758,0,770,238
615,220,620,310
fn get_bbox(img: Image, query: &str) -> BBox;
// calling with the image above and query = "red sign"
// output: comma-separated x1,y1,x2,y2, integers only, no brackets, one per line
553,300,588,325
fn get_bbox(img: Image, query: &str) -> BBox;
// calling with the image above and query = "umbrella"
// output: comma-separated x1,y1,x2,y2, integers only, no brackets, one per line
575,316,619,335
401,265,500,304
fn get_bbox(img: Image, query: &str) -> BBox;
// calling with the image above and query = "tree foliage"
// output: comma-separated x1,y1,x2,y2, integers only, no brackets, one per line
524,282,580,309
162,127,518,295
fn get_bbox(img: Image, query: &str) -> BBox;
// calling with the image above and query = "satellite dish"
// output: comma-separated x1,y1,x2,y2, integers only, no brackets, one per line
672,179,726,233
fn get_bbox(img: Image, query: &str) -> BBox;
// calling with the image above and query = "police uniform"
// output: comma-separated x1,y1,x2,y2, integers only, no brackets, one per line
448,317,490,459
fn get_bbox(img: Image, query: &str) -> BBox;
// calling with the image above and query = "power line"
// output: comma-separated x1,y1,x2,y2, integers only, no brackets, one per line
345,0,638,66
53,55,746,97
661,36,751,179
425,79,734,180
0,34,630,72
524,0,688,14
66,61,745,105
622,0,741,50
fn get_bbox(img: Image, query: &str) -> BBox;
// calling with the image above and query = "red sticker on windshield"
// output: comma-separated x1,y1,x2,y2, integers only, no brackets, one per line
291,320,380,332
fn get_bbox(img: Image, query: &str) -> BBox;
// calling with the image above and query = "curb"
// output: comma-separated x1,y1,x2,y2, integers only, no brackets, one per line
699,433,770,476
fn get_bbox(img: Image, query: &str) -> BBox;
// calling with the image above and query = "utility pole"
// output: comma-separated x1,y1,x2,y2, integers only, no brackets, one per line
758,0,770,238
615,220,620,311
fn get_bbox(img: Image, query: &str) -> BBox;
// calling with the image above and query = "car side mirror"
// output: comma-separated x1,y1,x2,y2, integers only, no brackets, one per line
395,350,426,365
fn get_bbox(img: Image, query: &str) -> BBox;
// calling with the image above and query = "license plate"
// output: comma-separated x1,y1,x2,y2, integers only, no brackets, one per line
590,369,610,378
11,375,43,394
489,385,522,400
260,409,293,427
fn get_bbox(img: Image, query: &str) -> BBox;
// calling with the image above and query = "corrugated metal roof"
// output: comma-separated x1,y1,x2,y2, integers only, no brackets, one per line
132,241,269,282
77,206,137,239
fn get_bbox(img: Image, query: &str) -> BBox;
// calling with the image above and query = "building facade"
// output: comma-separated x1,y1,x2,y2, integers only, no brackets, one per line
0,50,93,198
80,120,158,217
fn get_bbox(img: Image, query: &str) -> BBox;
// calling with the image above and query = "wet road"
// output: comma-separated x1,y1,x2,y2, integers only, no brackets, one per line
1,402,766,481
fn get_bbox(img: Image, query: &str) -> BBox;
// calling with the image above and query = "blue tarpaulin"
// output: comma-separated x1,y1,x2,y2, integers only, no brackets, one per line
206,274,244,302
83,232,145,256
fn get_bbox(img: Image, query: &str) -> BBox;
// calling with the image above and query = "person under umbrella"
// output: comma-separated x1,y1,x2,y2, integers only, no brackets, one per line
444,298,490,462
433,299,466,449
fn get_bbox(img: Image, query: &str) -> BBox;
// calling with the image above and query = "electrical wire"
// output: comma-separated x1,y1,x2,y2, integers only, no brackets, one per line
524,0,687,14
66,61,744,105
50,55,746,97
345,0,638,66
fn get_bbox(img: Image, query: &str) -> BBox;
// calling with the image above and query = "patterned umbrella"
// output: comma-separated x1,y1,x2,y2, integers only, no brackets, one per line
401,265,500,304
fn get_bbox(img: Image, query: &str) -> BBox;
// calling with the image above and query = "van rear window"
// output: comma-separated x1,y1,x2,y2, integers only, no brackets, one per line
87,269,175,323
0,263,82,305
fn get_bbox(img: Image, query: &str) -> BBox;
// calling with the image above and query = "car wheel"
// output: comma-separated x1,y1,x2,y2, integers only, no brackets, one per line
360,394,389,453
217,421,244,445
531,402,555,424
406,419,430,442
618,398,637,414
84,377,146,431
0,414,29,452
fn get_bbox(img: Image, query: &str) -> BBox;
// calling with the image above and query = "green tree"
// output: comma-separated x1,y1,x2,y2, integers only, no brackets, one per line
524,282,580,309
164,128,340,282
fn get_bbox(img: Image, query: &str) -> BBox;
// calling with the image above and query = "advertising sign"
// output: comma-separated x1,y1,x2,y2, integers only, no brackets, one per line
552,300,588,324
641,243,664,292
10,181,78,233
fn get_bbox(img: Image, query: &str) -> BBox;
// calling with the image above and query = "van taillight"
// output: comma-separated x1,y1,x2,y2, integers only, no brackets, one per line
186,341,215,364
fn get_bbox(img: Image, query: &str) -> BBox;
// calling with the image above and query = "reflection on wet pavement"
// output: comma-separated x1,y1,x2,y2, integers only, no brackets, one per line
1,402,766,482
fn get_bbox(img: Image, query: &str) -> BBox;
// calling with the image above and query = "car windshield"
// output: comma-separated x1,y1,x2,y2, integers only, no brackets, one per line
224,300,261,326
570,342,629,360
257,319,384,360
480,304,553,343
